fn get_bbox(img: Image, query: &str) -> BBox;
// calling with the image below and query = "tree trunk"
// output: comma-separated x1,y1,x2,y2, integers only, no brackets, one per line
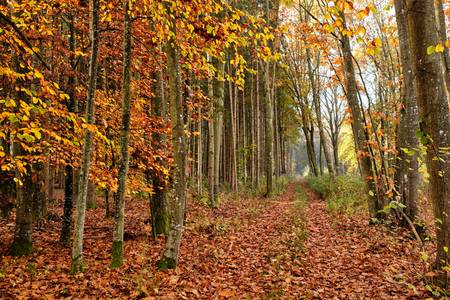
339,14,380,218
60,164,73,245
158,16,187,269
255,61,261,186
406,0,450,285
263,49,273,197
111,0,133,268
435,0,450,96
213,61,224,205
196,105,203,195
71,0,100,273
227,59,238,191
393,0,420,223
150,49,169,237
307,50,335,177
11,164,45,256
208,59,216,207
86,180,96,209
43,163,52,216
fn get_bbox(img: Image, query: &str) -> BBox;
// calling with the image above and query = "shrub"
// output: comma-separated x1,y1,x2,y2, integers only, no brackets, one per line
306,175,367,215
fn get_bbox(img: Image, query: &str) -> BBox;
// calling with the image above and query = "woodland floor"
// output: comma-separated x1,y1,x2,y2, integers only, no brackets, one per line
0,181,431,299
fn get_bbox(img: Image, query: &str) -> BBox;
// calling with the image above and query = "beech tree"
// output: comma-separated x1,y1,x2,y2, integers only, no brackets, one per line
404,0,450,286
111,0,133,268
71,0,100,273
158,5,186,269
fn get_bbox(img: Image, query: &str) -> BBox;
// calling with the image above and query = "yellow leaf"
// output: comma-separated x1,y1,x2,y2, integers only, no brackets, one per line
75,50,87,57
435,43,444,53
356,26,366,36
34,70,43,79
374,38,382,48
5,99,16,107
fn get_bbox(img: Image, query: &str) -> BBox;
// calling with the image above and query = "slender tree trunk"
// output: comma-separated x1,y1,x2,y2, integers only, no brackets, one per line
196,105,203,195
111,0,133,268
406,0,450,285
393,0,420,223
150,48,169,237
307,50,334,177
71,0,100,273
208,60,216,206
227,60,238,191
158,16,187,269
301,102,318,176
435,0,450,96
255,61,261,186
339,14,380,218
43,164,52,216
249,70,256,185
214,61,224,204
263,57,273,197
60,12,76,245
86,180,96,209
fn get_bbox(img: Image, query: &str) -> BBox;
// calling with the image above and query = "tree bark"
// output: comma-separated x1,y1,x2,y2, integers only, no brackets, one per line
406,0,450,285
393,0,420,223
150,48,169,237
263,0,274,196
435,0,450,96
11,164,45,256
111,0,133,268
213,61,224,205
307,49,335,177
60,11,76,245
71,0,100,273
208,58,216,207
339,14,380,218
158,15,187,269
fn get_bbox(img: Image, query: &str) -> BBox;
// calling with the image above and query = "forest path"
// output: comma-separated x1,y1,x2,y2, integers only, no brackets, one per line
156,182,307,298
0,181,427,299
299,181,426,299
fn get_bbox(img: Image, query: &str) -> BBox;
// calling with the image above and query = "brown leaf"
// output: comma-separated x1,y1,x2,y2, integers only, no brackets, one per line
219,289,236,298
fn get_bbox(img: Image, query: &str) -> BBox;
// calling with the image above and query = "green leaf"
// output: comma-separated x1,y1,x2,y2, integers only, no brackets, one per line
401,147,416,157
427,45,435,55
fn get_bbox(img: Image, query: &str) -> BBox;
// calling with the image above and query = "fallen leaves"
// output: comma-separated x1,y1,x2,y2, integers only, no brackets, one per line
0,182,433,299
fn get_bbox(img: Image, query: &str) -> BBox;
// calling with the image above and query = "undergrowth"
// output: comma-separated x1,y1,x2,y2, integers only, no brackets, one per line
306,175,367,215
194,175,293,207
285,184,309,253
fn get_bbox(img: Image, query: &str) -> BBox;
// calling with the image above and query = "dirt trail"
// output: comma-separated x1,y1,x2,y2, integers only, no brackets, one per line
157,182,307,299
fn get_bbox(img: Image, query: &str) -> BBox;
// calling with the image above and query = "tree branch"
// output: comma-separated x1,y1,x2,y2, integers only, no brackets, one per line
0,12,51,70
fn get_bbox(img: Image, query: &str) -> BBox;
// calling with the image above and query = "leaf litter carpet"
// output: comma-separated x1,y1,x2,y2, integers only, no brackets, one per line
0,182,428,299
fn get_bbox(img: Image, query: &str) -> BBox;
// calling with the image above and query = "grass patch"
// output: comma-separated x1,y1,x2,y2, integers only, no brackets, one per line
306,175,367,215
238,175,292,198
285,184,309,252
